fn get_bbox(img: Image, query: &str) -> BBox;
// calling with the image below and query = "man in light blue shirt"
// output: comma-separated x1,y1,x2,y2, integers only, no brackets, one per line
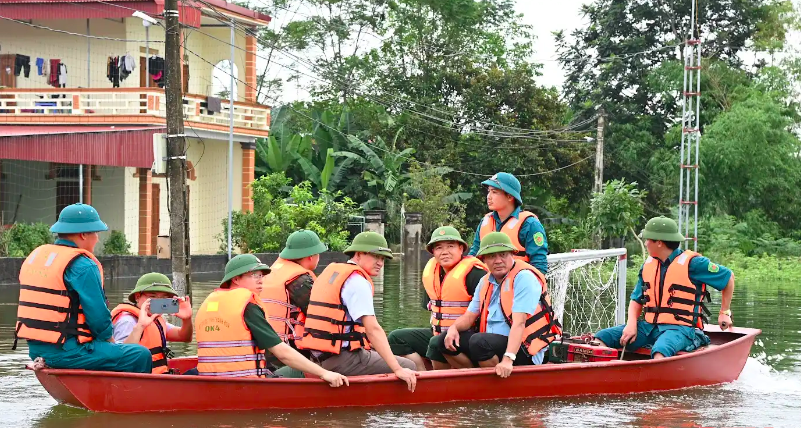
441,232,560,377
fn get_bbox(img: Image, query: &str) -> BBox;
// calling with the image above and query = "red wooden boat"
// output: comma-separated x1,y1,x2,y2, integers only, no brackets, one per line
29,326,759,413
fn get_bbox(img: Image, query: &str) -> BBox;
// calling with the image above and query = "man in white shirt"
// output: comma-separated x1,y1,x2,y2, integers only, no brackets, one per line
298,232,418,391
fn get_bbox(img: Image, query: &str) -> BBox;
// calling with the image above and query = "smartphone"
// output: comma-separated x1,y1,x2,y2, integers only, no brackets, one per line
150,298,179,315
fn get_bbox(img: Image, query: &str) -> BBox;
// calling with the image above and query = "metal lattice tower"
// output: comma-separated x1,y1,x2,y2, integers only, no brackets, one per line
678,0,702,251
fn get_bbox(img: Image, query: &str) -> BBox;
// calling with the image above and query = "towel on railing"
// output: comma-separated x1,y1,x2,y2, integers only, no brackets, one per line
207,96,222,114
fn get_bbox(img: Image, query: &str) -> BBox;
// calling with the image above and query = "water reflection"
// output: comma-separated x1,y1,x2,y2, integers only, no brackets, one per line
0,262,798,427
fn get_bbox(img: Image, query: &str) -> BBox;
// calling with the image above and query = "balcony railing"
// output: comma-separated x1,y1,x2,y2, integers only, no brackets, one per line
0,88,270,137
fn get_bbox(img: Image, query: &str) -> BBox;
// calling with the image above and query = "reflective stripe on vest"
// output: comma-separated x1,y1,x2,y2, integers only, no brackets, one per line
110,303,171,374
642,250,711,328
477,261,561,356
422,256,487,335
195,288,272,378
296,263,374,354
15,244,105,349
261,258,316,342
478,211,539,262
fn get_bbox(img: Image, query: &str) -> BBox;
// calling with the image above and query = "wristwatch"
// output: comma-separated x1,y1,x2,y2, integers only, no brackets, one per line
719,309,732,316
503,352,517,362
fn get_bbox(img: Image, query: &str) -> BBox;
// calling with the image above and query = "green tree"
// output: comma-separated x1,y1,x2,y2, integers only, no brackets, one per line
404,163,471,239
590,180,647,254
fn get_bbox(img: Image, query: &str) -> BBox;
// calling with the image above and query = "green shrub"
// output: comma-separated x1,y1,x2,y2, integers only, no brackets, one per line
0,222,54,257
102,230,132,255
220,173,359,253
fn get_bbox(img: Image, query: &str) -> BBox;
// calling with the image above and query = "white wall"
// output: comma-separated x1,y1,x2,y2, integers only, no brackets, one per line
124,167,140,252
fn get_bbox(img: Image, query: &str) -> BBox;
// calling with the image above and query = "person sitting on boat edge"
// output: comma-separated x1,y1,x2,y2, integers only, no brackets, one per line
440,232,561,378
388,226,487,371
261,230,327,346
296,232,419,391
468,172,549,274
594,217,735,359
194,254,348,387
111,273,193,374
15,203,152,373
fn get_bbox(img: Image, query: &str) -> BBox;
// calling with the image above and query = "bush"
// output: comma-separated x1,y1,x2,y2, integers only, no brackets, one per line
102,230,132,255
404,163,470,241
698,211,801,258
0,222,54,257
221,173,359,253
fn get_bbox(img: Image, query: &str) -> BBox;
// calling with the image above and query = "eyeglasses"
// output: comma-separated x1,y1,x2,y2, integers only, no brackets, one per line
249,272,265,280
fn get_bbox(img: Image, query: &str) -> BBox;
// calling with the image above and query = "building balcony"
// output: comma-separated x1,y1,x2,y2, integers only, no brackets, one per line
0,88,270,138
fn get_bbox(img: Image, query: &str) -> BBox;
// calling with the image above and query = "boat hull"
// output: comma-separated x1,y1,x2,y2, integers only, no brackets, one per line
32,326,759,413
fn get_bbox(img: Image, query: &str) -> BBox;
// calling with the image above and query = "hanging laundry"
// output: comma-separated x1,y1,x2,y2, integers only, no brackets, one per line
107,56,120,88
48,59,60,87
123,53,136,75
206,96,221,114
14,54,30,78
148,56,166,88
36,58,46,76
58,63,67,87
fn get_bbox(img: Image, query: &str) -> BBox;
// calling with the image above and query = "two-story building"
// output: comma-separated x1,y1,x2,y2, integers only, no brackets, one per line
0,0,270,254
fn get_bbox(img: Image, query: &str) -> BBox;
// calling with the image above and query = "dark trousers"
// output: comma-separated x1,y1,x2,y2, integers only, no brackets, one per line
468,333,532,366
15,55,30,78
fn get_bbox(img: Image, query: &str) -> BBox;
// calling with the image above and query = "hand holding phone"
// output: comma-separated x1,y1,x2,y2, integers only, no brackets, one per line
150,298,180,315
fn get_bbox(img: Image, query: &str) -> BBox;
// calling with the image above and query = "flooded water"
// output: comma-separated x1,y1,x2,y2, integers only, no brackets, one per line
1,260,800,428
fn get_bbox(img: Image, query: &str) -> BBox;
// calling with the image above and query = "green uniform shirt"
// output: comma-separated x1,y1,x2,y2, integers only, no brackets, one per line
243,303,283,350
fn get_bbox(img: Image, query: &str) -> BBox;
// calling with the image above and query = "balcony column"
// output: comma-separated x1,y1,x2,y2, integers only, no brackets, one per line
245,34,257,102
240,142,255,212
138,168,155,255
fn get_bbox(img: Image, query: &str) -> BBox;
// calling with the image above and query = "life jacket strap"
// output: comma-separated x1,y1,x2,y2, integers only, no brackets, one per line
308,300,347,311
304,313,363,327
19,284,70,296
432,312,462,321
303,327,367,348
431,300,471,308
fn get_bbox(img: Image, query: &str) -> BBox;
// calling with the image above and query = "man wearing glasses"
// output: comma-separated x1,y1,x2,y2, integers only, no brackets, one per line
468,172,549,274
194,254,349,387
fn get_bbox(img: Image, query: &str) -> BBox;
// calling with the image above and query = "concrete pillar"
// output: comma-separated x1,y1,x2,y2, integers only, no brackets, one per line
138,168,154,255
403,212,423,255
402,212,423,275
364,210,386,237
245,35,257,102
240,142,255,212
83,165,92,205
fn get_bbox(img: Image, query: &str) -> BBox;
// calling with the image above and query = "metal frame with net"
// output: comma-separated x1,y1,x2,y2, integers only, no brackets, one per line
546,248,628,336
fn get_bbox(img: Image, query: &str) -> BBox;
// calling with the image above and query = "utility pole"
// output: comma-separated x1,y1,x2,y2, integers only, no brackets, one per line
593,107,606,194
164,0,191,295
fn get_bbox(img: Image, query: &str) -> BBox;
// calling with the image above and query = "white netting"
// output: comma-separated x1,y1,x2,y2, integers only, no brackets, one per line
546,249,627,335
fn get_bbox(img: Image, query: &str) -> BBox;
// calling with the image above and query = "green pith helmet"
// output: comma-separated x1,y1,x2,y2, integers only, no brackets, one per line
279,229,328,260
128,272,177,303
481,172,523,206
344,231,393,259
426,226,467,253
220,254,271,287
476,232,517,257
639,216,684,243
50,203,109,234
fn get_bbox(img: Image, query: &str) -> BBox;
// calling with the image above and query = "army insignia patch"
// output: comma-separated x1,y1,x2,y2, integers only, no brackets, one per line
439,230,446,235
533,232,545,247
708,263,720,273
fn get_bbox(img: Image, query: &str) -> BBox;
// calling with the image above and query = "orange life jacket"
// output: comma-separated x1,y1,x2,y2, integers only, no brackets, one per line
422,256,487,335
14,244,105,349
195,288,273,378
641,250,712,328
296,263,373,354
477,261,561,356
478,211,539,262
260,258,316,342
110,303,170,374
